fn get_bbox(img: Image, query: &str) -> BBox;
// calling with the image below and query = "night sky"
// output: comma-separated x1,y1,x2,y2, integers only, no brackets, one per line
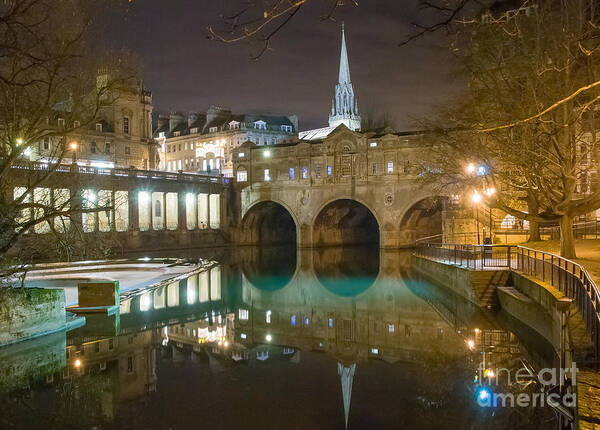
103,1,461,131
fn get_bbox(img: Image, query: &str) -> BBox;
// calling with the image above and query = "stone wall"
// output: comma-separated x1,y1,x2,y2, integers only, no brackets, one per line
0,288,66,346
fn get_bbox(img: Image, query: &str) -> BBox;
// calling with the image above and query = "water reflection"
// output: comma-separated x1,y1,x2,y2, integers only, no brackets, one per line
0,247,559,429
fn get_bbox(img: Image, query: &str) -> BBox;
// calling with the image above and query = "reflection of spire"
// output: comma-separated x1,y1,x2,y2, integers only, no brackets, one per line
338,362,356,429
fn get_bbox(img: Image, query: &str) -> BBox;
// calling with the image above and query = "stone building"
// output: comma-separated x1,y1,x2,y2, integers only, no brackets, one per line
154,105,298,177
28,80,156,170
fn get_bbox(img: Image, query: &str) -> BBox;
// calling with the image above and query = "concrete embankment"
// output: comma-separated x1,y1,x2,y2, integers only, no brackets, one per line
0,287,66,347
412,255,594,363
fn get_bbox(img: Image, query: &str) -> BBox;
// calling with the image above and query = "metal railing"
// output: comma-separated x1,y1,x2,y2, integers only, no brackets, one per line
9,160,223,184
415,243,600,360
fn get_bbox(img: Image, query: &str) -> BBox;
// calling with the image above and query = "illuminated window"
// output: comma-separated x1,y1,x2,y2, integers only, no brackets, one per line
266,310,272,324
241,333,247,339
388,324,395,334
328,318,333,328
371,348,379,355
239,309,249,320
341,145,351,176
264,169,271,182
291,315,296,326
281,125,293,132
369,142,377,147
387,161,394,174
238,152,245,157
302,167,308,179
327,165,332,176
304,316,309,326
237,169,247,182
289,167,295,179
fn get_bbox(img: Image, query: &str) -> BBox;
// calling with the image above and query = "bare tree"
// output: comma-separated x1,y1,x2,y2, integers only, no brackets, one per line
0,0,140,269
420,0,600,258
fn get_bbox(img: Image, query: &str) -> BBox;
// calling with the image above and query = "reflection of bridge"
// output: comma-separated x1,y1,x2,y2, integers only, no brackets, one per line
232,125,446,248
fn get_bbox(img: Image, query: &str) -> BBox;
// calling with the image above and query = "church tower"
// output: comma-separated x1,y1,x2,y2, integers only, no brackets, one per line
328,23,361,131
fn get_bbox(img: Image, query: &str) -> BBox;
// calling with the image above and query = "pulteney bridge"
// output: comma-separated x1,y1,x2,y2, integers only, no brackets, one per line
231,125,445,248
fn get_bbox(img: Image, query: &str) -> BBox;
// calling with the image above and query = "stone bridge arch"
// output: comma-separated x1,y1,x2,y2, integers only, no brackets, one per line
239,199,299,245
311,197,382,247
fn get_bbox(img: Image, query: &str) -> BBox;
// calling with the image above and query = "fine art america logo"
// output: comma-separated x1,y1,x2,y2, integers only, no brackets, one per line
475,362,577,408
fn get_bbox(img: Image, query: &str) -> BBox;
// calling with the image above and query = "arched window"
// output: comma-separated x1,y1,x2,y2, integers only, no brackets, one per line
341,145,352,177
237,166,248,182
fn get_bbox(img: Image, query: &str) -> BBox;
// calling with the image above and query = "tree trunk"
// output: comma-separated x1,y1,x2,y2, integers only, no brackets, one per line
559,214,576,259
526,194,541,242
529,220,541,242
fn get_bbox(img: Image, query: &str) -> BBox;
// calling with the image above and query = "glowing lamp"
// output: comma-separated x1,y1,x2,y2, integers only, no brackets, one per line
266,334,272,342
70,142,78,150
484,187,496,197
476,386,492,406
16,138,23,145
471,191,482,204
466,163,475,174
74,359,82,368
264,150,271,158
467,339,475,350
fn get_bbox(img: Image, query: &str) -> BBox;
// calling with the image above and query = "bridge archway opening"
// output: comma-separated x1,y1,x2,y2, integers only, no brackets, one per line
313,199,380,247
241,201,297,245
400,197,446,241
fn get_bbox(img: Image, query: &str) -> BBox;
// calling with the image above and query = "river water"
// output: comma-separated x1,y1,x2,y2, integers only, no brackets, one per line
0,247,560,429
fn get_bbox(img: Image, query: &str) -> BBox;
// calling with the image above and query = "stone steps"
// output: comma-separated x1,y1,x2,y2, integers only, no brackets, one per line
470,270,511,309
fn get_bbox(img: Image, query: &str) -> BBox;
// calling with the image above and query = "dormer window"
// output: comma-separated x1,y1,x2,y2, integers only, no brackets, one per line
173,131,180,137
238,152,245,158
369,142,378,147
96,123,103,132
58,118,65,128
281,125,293,133
254,120,267,130
190,127,198,134
209,126,218,133
229,121,240,130
158,131,164,138
73,120,80,128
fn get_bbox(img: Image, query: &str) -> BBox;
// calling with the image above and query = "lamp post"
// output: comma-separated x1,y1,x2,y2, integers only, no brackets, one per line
70,141,78,164
471,191,482,245
484,188,496,243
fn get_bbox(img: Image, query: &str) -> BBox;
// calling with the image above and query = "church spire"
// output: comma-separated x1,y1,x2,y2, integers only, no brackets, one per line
338,22,351,85
329,23,361,131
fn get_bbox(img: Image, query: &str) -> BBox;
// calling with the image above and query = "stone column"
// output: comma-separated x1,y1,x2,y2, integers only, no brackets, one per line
162,192,167,230
130,190,139,232
177,192,186,231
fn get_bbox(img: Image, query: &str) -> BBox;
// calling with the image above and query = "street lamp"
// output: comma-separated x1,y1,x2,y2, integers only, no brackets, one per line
466,163,476,174
471,191,482,244
70,141,78,164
